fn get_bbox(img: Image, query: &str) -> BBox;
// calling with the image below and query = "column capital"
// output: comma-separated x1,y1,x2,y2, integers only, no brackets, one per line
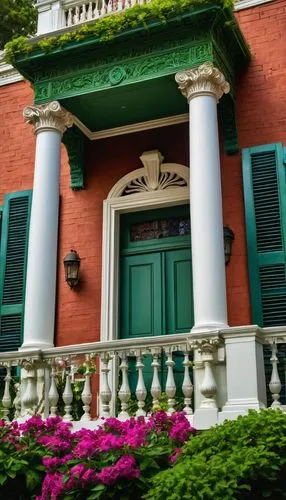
23,101,73,135
175,62,230,103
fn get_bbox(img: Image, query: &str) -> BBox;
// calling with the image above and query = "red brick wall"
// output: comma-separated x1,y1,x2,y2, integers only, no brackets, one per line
0,82,35,198
1,0,285,346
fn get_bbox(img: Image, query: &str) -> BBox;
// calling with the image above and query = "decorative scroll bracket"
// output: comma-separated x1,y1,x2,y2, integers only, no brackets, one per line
62,125,86,190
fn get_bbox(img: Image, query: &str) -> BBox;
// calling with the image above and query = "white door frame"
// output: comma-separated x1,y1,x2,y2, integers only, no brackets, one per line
100,154,190,343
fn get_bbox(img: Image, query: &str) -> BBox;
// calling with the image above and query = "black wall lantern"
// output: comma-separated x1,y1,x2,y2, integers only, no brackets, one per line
224,227,235,265
63,250,81,288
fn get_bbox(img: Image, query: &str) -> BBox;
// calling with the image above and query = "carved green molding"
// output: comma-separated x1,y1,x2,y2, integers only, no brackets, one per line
62,126,85,190
219,94,239,155
34,39,214,103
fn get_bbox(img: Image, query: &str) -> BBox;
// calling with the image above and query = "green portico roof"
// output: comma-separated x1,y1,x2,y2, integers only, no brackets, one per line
7,1,250,189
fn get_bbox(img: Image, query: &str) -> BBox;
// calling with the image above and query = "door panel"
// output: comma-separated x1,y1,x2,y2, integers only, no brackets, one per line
166,249,193,334
120,253,163,339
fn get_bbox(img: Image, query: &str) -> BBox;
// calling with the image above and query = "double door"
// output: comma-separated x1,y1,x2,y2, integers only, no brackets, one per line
120,206,194,392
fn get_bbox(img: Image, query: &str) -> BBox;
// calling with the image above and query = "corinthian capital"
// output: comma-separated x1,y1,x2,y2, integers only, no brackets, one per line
175,62,230,103
23,101,73,135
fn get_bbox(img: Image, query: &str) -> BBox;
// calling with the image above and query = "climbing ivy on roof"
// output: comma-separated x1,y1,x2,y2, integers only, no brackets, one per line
5,0,234,64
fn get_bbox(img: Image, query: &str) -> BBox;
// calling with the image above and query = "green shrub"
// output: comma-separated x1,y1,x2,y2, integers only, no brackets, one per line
145,410,286,500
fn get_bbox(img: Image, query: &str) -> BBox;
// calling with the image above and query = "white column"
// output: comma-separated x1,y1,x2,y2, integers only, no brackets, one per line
175,63,230,332
21,101,73,350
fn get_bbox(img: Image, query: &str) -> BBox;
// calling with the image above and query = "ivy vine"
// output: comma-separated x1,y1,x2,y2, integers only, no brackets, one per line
4,0,234,64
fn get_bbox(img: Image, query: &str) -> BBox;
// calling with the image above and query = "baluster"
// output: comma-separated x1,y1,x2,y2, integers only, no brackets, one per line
269,342,282,408
200,344,217,409
22,362,38,417
118,353,131,420
100,353,112,418
48,365,59,417
182,351,193,414
2,364,11,422
94,0,100,18
107,0,112,13
67,8,72,26
135,353,147,416
117,0,123,10
80,356,92,421
80,3,87,22
13,382,21,419
151,352,161,410
87,2,93,19
73,6,80,25
63,368,73,421
102,0,108,15
35,366,46,416
165,350,176,414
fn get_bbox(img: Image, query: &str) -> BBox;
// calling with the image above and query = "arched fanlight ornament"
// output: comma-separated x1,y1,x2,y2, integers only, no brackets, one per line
63,250,81,288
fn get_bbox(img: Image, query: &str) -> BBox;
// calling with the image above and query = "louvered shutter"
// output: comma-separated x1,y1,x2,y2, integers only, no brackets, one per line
242,143,286,327
0,192,32,351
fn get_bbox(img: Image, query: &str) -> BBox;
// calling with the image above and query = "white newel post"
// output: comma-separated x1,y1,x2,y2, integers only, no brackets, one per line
175,63,230,332
21,102,73,350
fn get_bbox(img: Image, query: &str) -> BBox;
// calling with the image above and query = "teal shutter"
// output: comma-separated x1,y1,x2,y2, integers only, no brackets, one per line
242,143,286,327
0,191,32,351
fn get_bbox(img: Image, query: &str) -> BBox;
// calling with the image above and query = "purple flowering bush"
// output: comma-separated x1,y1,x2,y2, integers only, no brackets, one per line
0,412,195,499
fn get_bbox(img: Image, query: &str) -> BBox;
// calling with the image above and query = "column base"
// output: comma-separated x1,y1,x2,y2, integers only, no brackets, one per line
191,322,229,334
193,407,218,429
20,340,54,351
219,398,266,424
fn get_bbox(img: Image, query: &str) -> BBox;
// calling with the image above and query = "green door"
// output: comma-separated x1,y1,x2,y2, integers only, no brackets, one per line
119,205,193,395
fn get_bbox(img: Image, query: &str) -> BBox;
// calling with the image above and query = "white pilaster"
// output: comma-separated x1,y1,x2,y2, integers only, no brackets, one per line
21,101,73,350
175,63,230,332
219,326,267,422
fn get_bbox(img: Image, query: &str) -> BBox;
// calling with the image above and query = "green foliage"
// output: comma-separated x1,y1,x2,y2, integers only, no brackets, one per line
0,424,47,499
146,410,286,500
0,0,36,50
4,0,234,63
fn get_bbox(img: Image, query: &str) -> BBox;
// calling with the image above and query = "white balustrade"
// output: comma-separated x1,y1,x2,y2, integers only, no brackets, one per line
0,327,284,429
64,0,152,28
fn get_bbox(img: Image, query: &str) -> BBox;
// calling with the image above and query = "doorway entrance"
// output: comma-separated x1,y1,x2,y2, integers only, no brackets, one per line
119,204,194,393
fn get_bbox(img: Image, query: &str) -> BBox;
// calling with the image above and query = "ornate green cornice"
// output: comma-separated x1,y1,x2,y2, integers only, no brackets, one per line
34,39,213,103
62,126,85,190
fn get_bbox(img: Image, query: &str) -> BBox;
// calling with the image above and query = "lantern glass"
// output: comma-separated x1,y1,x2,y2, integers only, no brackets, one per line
63,250,81,288
223,227,235,265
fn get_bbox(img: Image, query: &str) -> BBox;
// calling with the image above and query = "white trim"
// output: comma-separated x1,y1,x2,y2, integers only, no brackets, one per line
100,164,190,344
72,113,189,141
235,0,273,10
0,52,23,87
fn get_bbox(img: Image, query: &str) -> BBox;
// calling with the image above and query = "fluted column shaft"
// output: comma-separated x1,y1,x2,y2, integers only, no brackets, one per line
21,102,72,350
176,63,229,332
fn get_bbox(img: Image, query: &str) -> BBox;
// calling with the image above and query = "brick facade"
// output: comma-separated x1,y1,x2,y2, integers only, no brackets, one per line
0,0,285,346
